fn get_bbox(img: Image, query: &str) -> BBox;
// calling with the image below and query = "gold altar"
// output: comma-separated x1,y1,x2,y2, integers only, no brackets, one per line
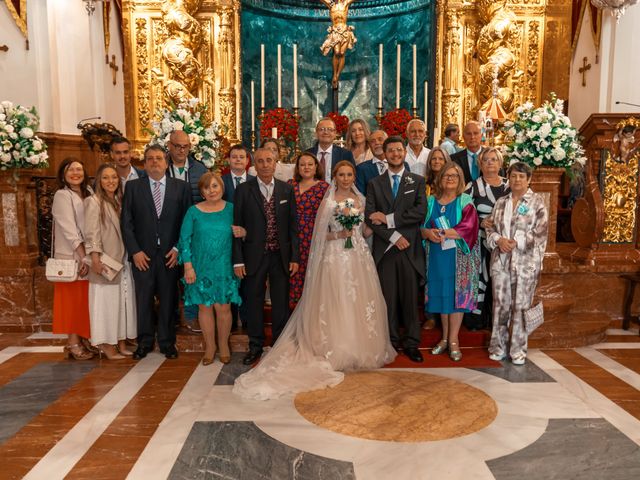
121,0,570,146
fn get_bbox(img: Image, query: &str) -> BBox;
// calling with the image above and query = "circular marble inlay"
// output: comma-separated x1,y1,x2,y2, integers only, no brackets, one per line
294,371,498,442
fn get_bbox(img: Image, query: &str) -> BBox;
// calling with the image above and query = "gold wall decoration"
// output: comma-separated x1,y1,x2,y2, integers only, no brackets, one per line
122,0,240,150
436,0,571,128
601,151,639,243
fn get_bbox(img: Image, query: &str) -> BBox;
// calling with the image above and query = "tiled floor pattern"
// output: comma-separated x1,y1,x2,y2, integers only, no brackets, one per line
0,327,638,479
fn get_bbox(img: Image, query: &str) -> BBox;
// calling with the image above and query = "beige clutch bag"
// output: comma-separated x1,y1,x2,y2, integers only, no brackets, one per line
84,254,124,281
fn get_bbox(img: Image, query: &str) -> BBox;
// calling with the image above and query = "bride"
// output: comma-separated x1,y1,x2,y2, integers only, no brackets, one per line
233,161,397,400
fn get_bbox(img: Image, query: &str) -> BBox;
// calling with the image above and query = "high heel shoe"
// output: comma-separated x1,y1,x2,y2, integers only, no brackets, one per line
63,344,94,360
449,342,462,362
219,339,231,364
202,356,214,366
80,337,99,355
117,341,133,357
431,339,448,355
97,344,125,360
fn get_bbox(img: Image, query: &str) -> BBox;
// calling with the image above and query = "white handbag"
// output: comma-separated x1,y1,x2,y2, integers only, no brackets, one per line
45,193,80,283
524,302,544,334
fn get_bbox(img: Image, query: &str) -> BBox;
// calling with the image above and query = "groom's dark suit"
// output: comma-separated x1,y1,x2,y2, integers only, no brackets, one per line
232,177,299,352
365,169,427,349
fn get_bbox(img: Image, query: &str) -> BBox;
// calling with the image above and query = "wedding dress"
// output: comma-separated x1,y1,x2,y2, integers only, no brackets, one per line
233,183,397,400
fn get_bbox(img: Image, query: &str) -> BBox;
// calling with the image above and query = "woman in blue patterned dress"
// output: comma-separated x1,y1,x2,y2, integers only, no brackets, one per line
179,173,243,365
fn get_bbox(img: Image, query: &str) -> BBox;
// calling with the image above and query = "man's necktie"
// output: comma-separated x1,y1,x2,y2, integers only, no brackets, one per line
320,151,327,176
471,153,479,180
152,181,162,218
377,161,386,174
235,176,242,188
392,174,400,198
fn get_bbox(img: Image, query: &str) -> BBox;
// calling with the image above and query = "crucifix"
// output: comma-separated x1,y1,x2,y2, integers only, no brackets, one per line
578,56,591,87
109,54,119,86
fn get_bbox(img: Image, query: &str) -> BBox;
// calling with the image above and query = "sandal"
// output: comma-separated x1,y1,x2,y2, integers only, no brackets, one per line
449,342,462,362
63,344,94,360
431,339,448,355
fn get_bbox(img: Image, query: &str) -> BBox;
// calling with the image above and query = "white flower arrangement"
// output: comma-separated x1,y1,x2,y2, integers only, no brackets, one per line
149,98,221,169
0,101,49,169
503,94,586,172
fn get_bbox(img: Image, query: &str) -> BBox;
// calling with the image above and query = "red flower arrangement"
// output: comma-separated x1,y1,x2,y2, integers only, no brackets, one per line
379,108,413,138
328,111,349,137
260,108,299,142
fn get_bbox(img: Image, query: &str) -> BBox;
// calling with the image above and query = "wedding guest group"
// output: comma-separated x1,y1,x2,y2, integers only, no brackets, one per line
49,112,547,383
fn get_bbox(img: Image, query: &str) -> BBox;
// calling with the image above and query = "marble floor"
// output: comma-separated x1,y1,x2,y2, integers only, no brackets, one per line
0,328,639,480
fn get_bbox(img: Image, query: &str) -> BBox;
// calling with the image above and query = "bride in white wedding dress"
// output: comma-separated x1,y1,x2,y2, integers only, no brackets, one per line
233,161,397,400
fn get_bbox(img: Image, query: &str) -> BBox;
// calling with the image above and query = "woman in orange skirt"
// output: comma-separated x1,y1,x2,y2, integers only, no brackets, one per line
51,158,93,360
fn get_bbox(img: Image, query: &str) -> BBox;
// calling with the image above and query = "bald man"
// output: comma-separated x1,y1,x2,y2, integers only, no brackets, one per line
166,130,209,204
355,129,388,195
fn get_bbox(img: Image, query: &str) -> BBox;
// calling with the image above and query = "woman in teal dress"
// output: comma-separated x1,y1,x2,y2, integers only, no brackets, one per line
179,172,243,365
421,162,480,361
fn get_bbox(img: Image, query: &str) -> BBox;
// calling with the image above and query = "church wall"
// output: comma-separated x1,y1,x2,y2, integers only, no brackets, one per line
0,1,125,137
568,7,601,129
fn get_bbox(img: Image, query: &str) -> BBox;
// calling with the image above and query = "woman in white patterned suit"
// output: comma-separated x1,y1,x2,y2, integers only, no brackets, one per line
485,162,548,365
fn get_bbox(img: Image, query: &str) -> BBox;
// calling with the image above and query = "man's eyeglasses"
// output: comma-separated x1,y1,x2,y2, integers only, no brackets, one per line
317,127,336,133
170,142,190,151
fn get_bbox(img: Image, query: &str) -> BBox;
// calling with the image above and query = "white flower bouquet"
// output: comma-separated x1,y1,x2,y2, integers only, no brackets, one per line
0,101,49,169
149,98,221,169
503,94,586,172
334,198,363,249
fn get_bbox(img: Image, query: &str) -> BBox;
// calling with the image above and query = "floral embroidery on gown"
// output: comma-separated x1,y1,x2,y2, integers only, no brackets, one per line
233,185,396,401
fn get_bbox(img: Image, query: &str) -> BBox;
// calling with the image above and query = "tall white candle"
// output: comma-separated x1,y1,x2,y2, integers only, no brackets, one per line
412,45,417,109
293,44,298,108
272,127,278,139
396,44,401,109
277,44,282,108
378,44,383,109
251,80,255,131
424,81,428,128
260,44,265,109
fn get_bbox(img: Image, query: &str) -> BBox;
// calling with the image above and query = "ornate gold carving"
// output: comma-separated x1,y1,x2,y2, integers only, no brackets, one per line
441,8,462,127
476,0,518,113
135,17,151,130
526,20,540,103
217,6,237,141
602,151,639,243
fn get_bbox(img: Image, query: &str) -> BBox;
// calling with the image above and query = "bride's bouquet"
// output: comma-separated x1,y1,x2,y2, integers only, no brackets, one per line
334,198,363,249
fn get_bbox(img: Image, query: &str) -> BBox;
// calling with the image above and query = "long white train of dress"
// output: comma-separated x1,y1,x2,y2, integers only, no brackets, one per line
233,185,396,400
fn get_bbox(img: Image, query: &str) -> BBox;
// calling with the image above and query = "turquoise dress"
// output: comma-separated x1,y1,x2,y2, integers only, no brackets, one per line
425,198,467,314
178,203,241,307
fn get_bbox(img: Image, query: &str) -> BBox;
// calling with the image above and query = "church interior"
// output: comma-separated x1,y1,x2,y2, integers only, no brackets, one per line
1,0,640,478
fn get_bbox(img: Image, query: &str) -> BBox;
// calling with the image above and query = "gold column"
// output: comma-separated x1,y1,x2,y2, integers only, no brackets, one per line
216,4,239,143
441,6,462,128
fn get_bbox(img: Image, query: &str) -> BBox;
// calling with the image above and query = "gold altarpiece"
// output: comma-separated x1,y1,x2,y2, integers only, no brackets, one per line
121,0,570,147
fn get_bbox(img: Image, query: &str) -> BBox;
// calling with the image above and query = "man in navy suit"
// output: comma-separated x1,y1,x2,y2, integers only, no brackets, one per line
355,129,387,195
222,144,254,330
450,121,484,186
222,144,255,203
306,117,355,183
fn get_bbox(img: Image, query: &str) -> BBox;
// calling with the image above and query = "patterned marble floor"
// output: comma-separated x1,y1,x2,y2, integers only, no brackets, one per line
0,328,639,480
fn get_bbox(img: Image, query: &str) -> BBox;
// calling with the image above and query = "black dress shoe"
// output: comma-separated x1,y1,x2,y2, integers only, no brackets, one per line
404,347,424,363
132,346,152,360
163,345,179,359
243,349,263,365
391,342,402,352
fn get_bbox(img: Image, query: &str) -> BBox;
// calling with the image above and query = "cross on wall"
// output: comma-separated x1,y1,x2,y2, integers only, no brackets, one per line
579,56,591,87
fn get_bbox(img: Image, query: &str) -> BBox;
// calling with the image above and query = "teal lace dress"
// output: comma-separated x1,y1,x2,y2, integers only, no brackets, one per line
178,203,241,307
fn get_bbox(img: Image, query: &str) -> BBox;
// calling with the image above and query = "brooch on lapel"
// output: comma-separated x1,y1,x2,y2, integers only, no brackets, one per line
517,204,530,215
404,176,415,186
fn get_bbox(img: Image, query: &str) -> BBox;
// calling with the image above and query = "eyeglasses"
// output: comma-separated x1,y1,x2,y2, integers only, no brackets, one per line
170,142,190,151
317,127,336,133
481,157,500,164
443,174,460,180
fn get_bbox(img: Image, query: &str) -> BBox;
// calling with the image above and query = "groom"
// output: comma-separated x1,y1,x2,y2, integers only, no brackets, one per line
365,136,427,363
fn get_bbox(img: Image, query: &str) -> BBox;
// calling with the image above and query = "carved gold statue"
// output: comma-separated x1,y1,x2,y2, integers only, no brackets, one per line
320,0,357,89
476,0,519,114
160,0,205,104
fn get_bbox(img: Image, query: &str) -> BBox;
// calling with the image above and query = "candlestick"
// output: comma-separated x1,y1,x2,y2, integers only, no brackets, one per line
251,80,255,132
293,44,298,108
272,127,278,139
396,44,401,109
378,44,383,109
251,130,256,151
412,45,417,109
424,81,428,128
260,44,265,109
376,107,384,126
277,44,282,108
293,106,301,156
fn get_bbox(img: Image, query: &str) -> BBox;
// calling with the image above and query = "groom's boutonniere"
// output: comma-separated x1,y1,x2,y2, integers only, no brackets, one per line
517,203,530,215
404,176,415,186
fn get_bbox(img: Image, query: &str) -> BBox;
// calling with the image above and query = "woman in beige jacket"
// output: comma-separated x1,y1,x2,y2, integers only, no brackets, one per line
51,158,93,360
84,163,137,359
